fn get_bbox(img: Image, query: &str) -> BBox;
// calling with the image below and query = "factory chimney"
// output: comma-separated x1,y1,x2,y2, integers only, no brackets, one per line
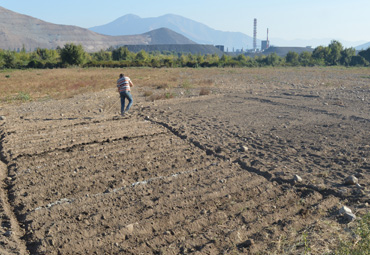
253,19,257,51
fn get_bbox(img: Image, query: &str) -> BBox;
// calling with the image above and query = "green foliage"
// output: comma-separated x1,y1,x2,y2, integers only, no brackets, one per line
359,47,370,63
286,51,299,66
336,213,370,255
299,52,313,66
340,48,356,66
3,51,17,68
112,47,133,61
0,40,369,69
326,40,344,65
60,43,85,66
16,92,31,102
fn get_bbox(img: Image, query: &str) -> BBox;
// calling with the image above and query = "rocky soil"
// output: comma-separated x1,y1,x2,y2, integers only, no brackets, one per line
0,67,369,254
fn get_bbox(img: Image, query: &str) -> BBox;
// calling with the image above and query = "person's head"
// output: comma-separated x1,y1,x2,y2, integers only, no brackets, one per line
120,73,124,78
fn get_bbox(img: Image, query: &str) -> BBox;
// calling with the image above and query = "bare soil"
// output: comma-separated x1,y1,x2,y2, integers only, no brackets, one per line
0,67,369,254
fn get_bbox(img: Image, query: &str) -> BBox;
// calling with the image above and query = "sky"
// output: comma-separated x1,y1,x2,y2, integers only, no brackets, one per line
1,0,369,47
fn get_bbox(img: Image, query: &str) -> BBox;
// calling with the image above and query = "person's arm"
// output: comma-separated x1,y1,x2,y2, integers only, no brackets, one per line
129,80,134,87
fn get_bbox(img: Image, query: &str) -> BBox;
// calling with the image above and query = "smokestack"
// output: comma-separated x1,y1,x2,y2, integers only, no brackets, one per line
253,19,257,51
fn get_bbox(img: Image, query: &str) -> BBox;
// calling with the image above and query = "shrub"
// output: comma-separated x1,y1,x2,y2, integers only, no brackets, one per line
199,88,211,96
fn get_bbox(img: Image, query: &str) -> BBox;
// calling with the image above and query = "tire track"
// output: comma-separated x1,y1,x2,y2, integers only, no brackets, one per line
0,128,29,255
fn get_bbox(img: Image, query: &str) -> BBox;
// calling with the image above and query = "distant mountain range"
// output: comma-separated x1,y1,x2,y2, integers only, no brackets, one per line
355,42,370,50
0,7,196,52
1,6,369,53
89,14,259,50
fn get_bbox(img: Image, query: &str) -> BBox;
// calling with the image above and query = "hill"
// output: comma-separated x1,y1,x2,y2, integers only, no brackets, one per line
89,14,258,50
356,42,370,50
0,7,195,52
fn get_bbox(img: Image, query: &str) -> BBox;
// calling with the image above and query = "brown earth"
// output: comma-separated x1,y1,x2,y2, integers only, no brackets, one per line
0,67,369,254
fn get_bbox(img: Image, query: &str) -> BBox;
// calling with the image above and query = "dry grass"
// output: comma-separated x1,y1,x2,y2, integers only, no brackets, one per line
0,68,220,105
2,67,369,105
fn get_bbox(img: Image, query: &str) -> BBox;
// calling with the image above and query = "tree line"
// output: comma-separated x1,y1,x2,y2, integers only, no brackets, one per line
1,40,369,69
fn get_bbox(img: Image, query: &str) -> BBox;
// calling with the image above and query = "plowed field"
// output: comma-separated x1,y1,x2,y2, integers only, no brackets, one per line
0,67,369,254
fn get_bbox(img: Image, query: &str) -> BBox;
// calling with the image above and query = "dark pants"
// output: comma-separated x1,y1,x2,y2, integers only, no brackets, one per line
120,91,133,114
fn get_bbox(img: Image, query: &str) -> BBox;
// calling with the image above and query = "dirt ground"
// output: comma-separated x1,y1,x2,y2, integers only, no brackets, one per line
0,67,369,254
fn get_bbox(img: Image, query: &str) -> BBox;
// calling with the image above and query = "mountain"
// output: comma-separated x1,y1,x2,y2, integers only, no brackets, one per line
0,7,195,52
142,28,195,44
355,42,370,50
89,14,259,50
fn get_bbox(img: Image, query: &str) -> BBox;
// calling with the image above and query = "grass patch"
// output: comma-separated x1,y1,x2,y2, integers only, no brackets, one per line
181,79,193,89
16,92,32,102
336,213,370,254
148,92,176,102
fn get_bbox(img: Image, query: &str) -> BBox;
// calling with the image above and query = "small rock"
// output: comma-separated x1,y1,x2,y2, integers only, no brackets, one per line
293,175,302,183
344,175,358,185
241,146,249,152
343,212,356,222
0,116,5,120
339,206,352,215
125,223,135,234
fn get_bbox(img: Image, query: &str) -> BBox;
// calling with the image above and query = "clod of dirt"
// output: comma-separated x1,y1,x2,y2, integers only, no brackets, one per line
238,239,254,249
344,175,358,185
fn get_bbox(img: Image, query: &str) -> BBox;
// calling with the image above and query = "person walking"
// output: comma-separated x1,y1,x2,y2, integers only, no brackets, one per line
117,73,134,116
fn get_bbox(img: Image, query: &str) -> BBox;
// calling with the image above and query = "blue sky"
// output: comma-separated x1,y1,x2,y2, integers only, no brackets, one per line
1,0,369,46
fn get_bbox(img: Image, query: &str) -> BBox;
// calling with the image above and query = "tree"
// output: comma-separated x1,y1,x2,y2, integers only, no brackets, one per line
312,46,329,65
340,48,356,66
92,49,112,61
3,51,16,68
135,50,148,61
350,56,369,66
299,52,313,66
60,43,85,66
285,51,299,66
265,53,281,66
359,47,370,62
326,40,343,65
112,47,132,61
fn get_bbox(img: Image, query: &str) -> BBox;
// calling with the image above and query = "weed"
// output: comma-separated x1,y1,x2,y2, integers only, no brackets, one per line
156,83,171,89
16,92,31,102
199,87,211,96
5,75,10,78
302,231,311,254
148,92,176,102
143,91,153,97
181,80,193,89
336,213,370,254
